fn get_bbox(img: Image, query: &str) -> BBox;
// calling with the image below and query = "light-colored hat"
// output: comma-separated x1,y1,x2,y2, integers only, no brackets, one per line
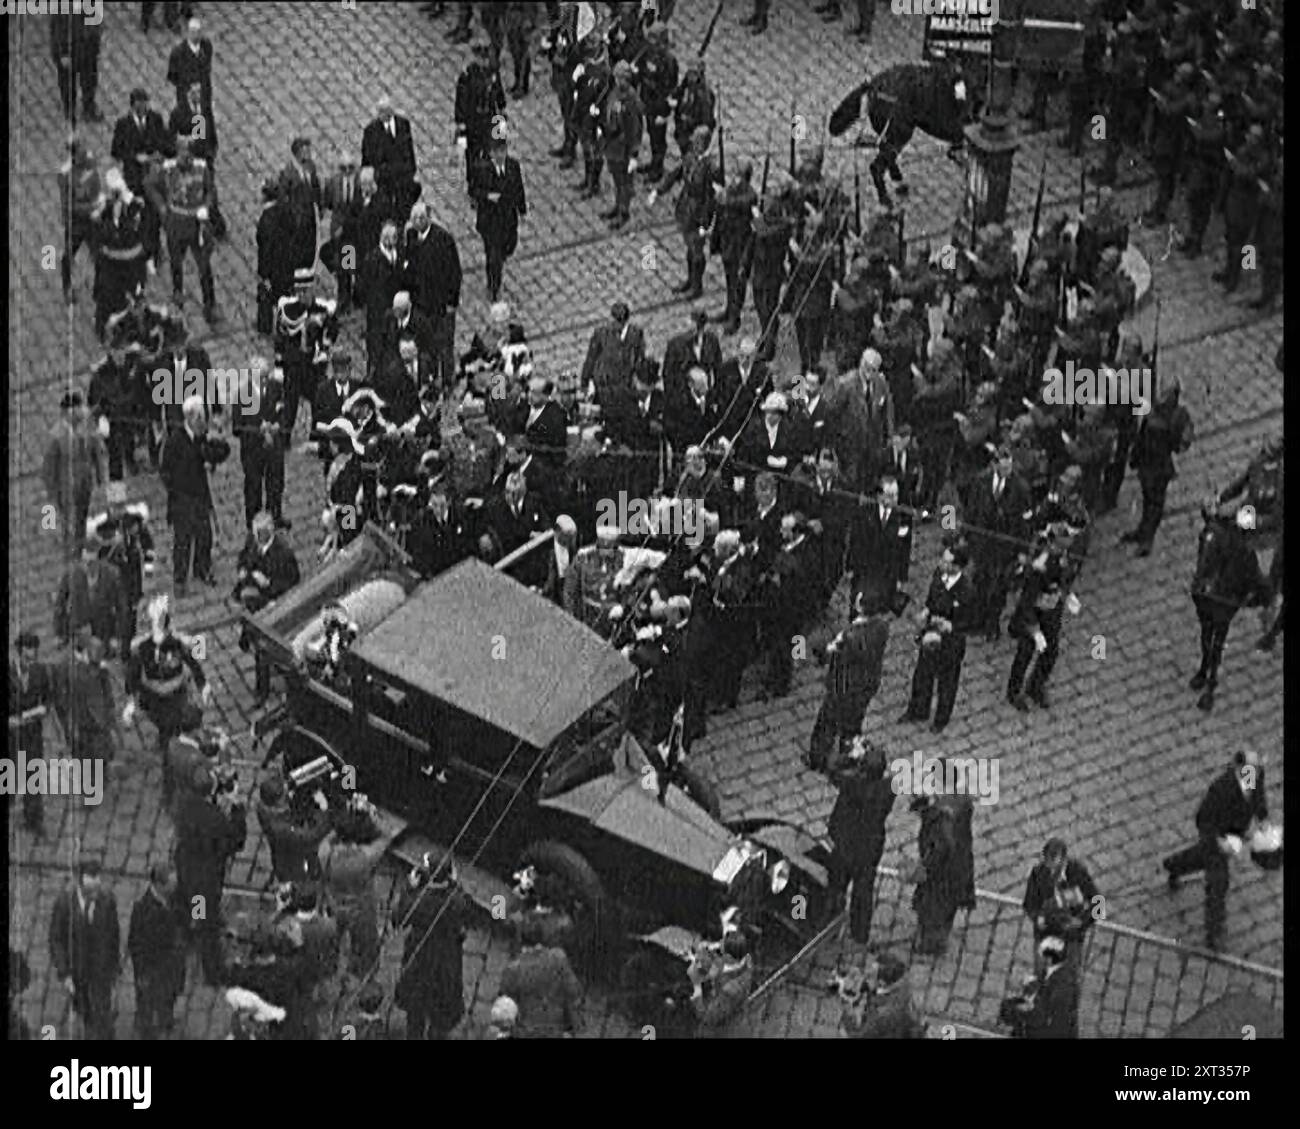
760,392,788,413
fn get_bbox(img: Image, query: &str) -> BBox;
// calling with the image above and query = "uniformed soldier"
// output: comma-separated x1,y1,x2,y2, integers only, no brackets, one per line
58,136,101,304
145,134,219,323
124,594,210,806
671,59,716,159
503,2,537,98
1177,92,1227,258
541,1,580,167
88,481,156,638
1122,378,1193,557
650,124,719,298
563,524,625,635
600,60,644,230
572,46,611,200
636,24,678,184
606,0,645,67
274,268,339,440
233,358,290,529
1092,20,1145,187
1213,124,1270,295
750,187,793,361
1144,64,1196,225
711,160,757,334
90,166,157,343
454,36,508,192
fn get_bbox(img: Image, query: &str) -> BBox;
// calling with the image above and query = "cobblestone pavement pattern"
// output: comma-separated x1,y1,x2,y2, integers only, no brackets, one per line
8,2,1282,1040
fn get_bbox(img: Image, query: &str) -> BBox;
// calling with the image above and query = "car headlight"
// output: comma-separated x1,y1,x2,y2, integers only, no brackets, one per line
769,859,791,895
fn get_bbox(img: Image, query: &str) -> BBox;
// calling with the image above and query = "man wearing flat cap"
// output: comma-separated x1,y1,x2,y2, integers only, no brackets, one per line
600,60,644,230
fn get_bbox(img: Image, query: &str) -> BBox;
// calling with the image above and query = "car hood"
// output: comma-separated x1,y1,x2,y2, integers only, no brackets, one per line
539,772,742,882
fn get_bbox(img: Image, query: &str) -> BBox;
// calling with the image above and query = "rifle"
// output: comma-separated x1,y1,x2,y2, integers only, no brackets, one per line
853,150,862,236
716,87,726,183
1019,153,1047,287
789,93,797,178
699,0,726,56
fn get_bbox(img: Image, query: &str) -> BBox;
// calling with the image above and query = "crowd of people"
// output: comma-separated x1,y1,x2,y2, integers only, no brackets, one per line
15,0,1283,1042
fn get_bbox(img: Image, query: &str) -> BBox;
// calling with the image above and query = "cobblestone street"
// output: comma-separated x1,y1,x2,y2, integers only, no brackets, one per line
8,2,1282,1040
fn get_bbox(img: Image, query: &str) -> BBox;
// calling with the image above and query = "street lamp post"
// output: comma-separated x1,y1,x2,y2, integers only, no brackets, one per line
961,0,1022,235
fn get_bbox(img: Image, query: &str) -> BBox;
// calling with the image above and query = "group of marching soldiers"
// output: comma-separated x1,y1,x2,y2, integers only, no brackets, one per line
1019,0,1283,312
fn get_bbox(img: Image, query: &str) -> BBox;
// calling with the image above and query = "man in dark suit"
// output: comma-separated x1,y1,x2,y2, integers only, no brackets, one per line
277,137,322,272
485,471,551,586
471,136,527,302
377,335,435,425
1022,837,1100,950
1015,936,1080,1038
660,307,722,402
158,396,217,589
361,98,420,218
111,88,169,196
49,858,120,1040
825,739,895,948
407,480,471,580
320,153,364,312
761,511,818,697
127,863,187,1040
848,475,913,608
1163,750,1269,951
900,545,978,733
165,15,213,107
55,537,128,653
404,203,462,388
232,512,300,613
808,589,890,772
351,169,395,306
792,446,852,603
518,376,570,468
361,224,407,375
714,340,770,438
965,447,1032,640
881,424,922,513
602,366,663,501
789,366,833,456
378,291,437,376
311,352,361,462
665,366,720,456
255,179,294,335
580,302,645,405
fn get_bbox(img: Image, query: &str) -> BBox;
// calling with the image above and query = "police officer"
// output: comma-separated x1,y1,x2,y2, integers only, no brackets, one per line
636,24,678,184
541,1,580,168
454,36,507,193
572,44,610,200
650,124,717,297
1144,63,1196,226
1122,378,1193,557
274,268,339,439
234,358,290,530
1214,125,1270,294
711,159,757,335
58,137,101,304
1178,92,1227,259
671,59,716,159
601,60,644,231
145,133,219,323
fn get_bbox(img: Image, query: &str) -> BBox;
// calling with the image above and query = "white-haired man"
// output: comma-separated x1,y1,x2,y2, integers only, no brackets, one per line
361,97,420,217
158,394,217,590
403,201,462,389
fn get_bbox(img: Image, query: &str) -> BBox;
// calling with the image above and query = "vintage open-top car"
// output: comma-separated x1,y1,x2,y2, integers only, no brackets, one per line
244,526,832,1013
